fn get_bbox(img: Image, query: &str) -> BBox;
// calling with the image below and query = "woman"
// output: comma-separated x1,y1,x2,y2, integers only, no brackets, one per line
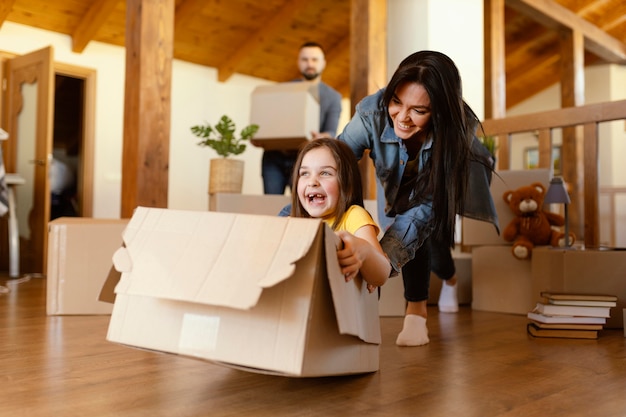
338,50,498,346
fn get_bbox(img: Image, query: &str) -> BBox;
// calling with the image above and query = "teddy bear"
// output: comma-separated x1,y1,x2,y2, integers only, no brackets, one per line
502,182,574,260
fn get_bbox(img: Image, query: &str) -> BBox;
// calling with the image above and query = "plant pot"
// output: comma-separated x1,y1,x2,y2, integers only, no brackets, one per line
209,158,244,194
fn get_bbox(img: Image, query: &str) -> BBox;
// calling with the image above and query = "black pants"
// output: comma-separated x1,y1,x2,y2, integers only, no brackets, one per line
401,237,456,302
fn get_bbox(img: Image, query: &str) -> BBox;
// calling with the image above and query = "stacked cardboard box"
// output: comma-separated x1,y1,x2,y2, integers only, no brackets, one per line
47,217,128,315
463,169,551,315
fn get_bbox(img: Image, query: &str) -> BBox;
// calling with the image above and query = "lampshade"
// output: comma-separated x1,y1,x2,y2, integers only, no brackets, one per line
544,176,570,205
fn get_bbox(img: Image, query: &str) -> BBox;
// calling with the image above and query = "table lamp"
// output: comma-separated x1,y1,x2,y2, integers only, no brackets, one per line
544,176,571,247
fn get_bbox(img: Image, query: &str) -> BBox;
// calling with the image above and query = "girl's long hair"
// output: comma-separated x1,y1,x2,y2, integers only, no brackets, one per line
382,50,478,247
290,138,364,230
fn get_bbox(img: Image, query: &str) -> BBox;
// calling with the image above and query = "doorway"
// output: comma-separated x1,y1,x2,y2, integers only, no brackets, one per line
1,49,95,275
51,74,83,220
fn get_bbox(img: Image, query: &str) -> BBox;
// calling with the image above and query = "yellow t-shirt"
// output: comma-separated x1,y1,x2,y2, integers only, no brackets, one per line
324,205,379,236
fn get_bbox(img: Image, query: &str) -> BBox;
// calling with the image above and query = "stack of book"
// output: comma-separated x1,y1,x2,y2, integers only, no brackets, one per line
526,292,618,340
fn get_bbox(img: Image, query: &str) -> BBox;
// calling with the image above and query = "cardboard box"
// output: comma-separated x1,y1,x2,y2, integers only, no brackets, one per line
105,207,380,377
471,245,533,315
250,82,320,150
380,250,472,316
47,217,128,315
531,247,626,328
428,250,472,306
463,169,551,246
209,193,290,215
378,274,405,316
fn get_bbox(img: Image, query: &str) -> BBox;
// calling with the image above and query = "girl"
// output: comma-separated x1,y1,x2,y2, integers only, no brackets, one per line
290,138,390,291
338,51,498,346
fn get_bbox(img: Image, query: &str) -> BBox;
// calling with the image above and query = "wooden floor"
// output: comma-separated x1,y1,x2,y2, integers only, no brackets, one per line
1,275,625,417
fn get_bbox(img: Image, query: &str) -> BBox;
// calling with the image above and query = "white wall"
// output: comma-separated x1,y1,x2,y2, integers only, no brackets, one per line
387,0,484,118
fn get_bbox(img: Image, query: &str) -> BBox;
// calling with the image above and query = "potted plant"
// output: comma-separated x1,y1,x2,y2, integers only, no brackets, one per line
190,115,259,194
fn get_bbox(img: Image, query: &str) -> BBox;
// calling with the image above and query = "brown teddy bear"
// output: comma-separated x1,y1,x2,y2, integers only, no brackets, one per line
502,182,574,260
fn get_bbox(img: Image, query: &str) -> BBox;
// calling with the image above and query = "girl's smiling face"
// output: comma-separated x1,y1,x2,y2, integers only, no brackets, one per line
297,147,340,220
388,81,432,141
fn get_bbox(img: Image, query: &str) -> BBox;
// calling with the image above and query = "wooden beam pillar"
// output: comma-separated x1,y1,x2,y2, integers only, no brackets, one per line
350,0,387,199
559,28,585,240
121,0,173,218
483,0,508,169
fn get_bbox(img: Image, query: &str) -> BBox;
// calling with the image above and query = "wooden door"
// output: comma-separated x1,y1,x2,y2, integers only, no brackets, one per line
3,46,54,274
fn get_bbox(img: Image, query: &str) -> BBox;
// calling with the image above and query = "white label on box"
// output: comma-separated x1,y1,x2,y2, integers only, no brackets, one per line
180,314,220,353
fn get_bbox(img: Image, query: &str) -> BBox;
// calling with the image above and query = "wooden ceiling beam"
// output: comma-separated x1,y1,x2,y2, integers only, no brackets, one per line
507,0,626,63
350,0,386,199
217,0,309,82
121,0,173,217
174,0,205,30
484,0,507,119
0,0,16,28
72,0,119,53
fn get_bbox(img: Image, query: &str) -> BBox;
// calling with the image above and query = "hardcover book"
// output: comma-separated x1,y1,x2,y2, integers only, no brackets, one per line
527,323,599,340
540,291,617,303
533,302,611,318
546,299,617,307
540,292,617,308
528,321,603,331
526,311,607,325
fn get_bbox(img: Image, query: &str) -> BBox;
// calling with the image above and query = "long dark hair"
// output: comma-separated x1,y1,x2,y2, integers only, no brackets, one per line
290,138,364,230
382,50,477,246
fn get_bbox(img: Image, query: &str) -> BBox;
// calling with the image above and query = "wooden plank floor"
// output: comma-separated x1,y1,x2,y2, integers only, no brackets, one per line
1,275,625,417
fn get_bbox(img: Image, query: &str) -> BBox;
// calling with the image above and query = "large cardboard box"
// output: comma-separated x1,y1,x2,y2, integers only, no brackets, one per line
106,207,380,377
250,82,320,150
47,217,128,315
471,245,533,315
531,247,626,328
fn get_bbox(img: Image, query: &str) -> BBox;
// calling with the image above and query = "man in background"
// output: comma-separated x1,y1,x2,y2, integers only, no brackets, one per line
261,42,342,195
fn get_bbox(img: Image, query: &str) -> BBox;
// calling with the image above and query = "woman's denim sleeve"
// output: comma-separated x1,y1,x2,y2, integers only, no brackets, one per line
337,108,372,160
380,202,434,273
278,204,291,217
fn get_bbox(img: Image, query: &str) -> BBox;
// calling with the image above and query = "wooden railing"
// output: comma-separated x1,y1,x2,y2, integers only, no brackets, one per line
481,100,626,248
599,187,626,247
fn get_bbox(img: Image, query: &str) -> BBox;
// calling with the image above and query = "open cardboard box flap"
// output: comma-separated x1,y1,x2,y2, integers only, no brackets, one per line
106,207,380,376
113,208,318,310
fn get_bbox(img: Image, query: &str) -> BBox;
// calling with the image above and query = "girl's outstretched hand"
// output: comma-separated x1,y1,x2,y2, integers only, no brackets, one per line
335,230,388,293
335,230,365,283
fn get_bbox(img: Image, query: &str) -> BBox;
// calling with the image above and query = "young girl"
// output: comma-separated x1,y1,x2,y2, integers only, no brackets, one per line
290,138,390,291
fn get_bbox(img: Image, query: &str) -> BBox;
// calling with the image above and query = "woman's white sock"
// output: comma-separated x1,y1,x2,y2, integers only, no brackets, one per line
438,282,459,313
396,314,429,346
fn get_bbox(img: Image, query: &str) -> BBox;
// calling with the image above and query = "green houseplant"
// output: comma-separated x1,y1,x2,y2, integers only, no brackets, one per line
190,115,259,194
190,115,259,158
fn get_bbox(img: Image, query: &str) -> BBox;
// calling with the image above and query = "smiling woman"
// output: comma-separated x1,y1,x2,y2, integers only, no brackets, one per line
338,50,498,347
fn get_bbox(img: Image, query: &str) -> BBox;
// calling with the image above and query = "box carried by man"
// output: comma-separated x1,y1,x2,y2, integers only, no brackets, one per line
249,82,320,150
104,207,380,377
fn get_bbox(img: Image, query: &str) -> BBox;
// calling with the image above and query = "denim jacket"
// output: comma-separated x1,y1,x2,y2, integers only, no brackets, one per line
338,89,498,273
